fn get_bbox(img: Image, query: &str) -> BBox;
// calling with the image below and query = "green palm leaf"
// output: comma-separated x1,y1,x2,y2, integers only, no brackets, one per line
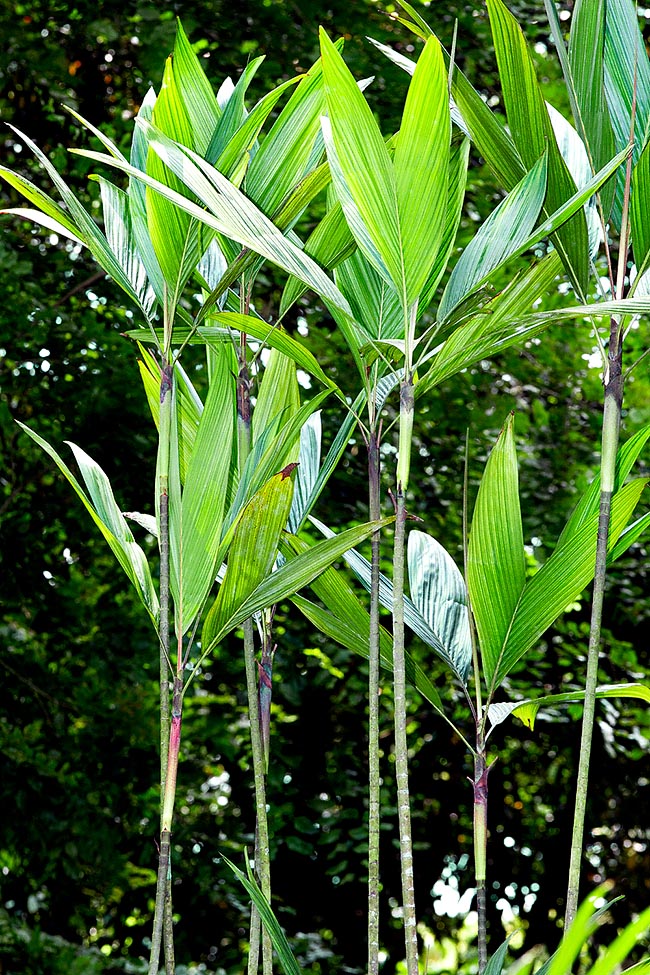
201,514,394,659
438,152,547,321
18,424,158,623
176,345,237,634
320,30,449,309
486,0,590,294
567,0,616,220
467,414,526,686
487,683,650,732
490,477,649,696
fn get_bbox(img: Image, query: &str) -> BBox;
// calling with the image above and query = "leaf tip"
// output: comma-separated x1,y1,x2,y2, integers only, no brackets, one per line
278,462,299,480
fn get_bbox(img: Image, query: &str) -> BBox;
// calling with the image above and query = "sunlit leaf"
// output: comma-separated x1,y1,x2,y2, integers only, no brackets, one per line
487,682,650,731
467,414,526,689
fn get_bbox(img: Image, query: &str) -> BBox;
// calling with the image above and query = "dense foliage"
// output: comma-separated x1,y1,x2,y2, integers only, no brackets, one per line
1,1,650,974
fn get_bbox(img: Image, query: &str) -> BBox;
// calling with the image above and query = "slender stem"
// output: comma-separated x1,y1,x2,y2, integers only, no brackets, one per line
150,677,183,975
565,333,623,928
393,374,418,975
473,746,489,975
247,896,262,975
565,89,633,927
149,359,174,975
238,337,272,975
367,423,382,975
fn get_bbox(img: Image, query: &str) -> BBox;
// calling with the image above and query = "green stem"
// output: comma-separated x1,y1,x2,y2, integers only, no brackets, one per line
367,424,382,975
393,375,418,975
150,677,183,975
238,339,272,975
565,335,622,929
244,617,272,975
150,359,174,975
473,747,489,975
247,898,262,975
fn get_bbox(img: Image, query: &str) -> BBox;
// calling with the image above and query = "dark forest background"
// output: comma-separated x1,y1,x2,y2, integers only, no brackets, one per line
1,1,650,972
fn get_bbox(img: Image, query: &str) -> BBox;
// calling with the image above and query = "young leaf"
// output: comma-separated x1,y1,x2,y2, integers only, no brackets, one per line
221,856,301,975
567,0,616,220
245,52,328,216
320,30,449,308
147,53,209,308
467,414,526,687
170,19,221,157
252,349,300,449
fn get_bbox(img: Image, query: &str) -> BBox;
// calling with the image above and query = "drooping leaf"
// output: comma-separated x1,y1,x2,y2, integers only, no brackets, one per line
284,530,448,717
0,164,84,243
18,424,158,623
3,125,154,311
94,177,157,318
408,530,472,682
487,682,650,731
200,516,394,660
74,131,355,325
309,517,465,680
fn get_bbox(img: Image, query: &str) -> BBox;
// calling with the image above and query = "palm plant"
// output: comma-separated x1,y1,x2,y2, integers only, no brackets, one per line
3,6,650,974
